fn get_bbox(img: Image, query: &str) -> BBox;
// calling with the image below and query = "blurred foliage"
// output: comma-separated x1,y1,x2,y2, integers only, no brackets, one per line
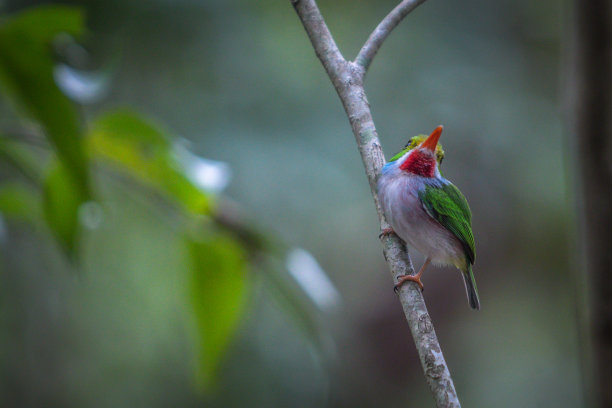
0,181,40,221
0,6,89,197
187,233,247,388
0,137,41,183
42,159,83,252
88,110,211,215
0,5,321,393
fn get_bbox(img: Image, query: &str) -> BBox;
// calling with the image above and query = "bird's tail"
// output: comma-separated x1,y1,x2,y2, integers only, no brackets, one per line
462,264,480,310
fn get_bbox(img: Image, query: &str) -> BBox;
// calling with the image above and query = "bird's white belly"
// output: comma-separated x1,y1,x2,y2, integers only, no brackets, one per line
378,174,464,267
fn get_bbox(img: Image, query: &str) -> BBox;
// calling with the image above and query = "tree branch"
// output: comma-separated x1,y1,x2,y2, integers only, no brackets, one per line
355,0,428,73
290,0,347,89
291,0,461,406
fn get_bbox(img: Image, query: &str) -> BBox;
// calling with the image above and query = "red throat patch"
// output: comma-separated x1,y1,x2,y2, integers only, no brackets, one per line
400,150,436,177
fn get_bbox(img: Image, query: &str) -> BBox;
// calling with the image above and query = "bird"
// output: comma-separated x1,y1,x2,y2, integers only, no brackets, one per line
377,125,480,310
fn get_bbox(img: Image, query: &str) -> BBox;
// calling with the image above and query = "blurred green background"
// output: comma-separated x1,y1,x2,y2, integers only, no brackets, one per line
0,0,580,407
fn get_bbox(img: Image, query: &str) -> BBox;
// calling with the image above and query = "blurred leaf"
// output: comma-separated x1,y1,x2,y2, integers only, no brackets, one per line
88,110,212,214
0,6,83,42
43,159,85,254
187,233,248,390
213,206,327,350
0,137,42,184
0,6,90,197
0,182,41,223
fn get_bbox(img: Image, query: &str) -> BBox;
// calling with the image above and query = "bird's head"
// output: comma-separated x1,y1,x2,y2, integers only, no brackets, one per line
389,126,445,178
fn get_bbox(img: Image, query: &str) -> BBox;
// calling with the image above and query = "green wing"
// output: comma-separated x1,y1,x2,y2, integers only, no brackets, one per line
419,183,475,264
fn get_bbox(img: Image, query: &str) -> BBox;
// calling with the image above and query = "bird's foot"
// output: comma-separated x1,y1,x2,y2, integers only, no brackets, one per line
394,272,424,293
379,228,396,239
394,259,430,294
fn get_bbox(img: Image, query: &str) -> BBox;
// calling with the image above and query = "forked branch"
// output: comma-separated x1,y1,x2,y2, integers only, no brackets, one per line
355,0,428,74
291,0,461,407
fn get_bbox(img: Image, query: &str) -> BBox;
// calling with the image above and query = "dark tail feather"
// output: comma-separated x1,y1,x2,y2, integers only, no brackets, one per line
462,265,480,310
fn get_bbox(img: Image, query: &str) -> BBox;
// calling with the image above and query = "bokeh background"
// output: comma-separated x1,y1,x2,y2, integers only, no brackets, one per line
0,0,581,407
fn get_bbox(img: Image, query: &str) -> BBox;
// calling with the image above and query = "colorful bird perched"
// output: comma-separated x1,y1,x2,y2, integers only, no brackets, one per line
377,126,480,310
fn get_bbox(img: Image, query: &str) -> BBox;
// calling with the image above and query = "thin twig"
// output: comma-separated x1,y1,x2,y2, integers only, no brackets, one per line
291,0,461,407
355,0,428,74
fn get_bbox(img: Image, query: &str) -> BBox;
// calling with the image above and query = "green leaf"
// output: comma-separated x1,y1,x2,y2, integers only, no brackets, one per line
43,159,86,254
212,208,327,351
186,233,248,390
88,110,211,214
0,182,41,223
0,6,83,42
0,6,90,197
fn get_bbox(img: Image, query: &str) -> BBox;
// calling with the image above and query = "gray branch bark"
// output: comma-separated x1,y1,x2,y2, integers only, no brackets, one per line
290,1,460,406
355,0,428,73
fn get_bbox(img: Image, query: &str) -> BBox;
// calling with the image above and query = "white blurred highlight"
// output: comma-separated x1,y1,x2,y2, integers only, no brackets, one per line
53,64,110,104
174,140,232,193
286,248,341,311
78,201,104,230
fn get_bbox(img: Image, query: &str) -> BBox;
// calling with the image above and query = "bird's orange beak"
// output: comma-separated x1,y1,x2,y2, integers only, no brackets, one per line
420,125,443,152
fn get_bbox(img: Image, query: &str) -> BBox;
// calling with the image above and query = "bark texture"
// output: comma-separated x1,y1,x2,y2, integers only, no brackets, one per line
291,1,460,406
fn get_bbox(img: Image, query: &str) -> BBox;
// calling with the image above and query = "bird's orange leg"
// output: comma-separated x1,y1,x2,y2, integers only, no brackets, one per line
394,258,431,293
379,227,396,239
